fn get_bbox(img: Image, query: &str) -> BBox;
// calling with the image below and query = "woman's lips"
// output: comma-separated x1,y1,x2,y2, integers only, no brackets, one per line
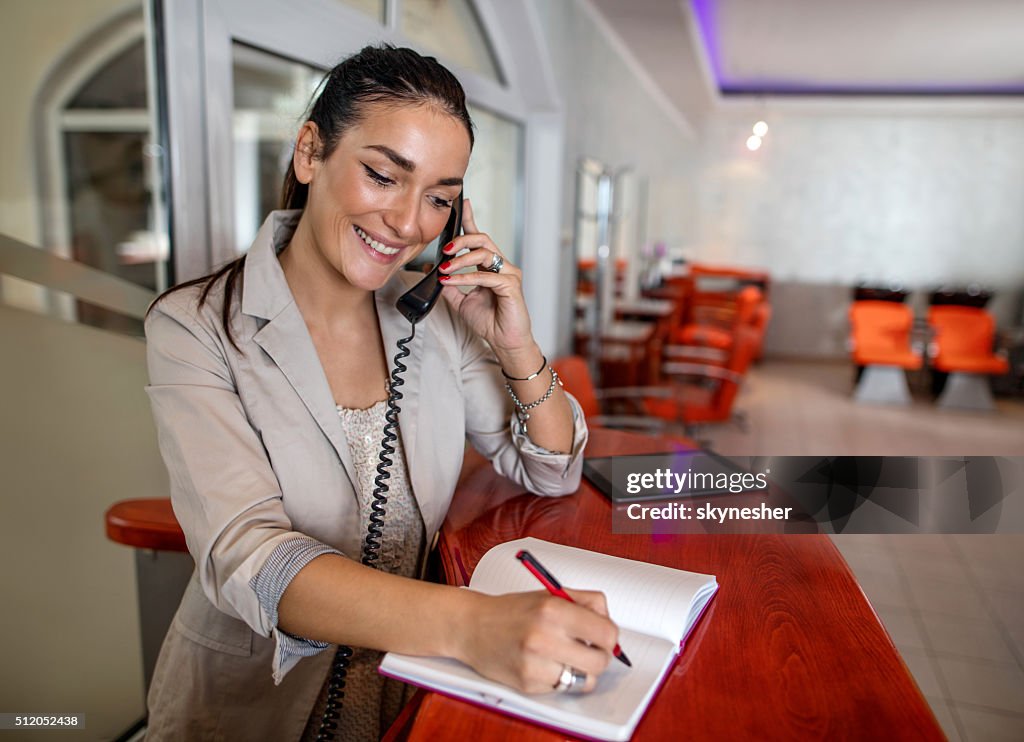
354,225,404,256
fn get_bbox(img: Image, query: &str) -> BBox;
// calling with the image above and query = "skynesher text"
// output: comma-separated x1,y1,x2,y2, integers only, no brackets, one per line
626,502,794,523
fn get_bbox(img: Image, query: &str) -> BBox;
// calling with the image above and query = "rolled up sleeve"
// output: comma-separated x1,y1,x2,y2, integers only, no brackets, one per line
250,536,341,684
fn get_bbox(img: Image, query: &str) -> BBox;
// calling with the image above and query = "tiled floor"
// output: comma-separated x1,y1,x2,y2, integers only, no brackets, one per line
704,360,1024,742
833,534,1024,741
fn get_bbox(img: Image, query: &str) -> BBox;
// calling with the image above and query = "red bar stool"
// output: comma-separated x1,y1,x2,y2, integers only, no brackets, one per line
105,498,193,695
106,498,187,552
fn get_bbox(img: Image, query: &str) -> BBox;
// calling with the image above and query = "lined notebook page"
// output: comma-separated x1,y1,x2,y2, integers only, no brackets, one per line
470,537,716,644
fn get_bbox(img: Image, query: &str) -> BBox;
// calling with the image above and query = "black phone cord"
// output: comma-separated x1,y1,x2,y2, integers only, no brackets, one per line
362,326,415,567
316,325,416,741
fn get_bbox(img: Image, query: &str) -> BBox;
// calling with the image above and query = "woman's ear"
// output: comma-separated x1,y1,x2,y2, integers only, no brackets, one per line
293,122,321,185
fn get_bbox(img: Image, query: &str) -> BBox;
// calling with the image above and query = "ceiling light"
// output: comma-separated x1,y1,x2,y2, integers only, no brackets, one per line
753,120,768,137
746,135,762,151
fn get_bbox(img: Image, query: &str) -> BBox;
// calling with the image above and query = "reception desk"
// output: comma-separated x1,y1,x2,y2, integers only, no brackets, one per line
390,428,943,741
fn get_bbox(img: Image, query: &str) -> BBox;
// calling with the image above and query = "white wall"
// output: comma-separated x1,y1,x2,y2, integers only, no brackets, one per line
694,107,1024,291
535,0,699,248
530,0,701,352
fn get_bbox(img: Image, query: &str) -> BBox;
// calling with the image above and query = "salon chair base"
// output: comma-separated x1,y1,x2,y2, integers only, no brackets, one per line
854,365,913,406
936,372,997,412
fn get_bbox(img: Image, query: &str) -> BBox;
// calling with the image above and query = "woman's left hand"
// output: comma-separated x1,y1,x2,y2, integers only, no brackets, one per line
438,199,537,362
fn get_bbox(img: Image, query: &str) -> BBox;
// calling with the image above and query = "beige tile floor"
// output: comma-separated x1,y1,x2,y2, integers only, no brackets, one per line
703,360,1024,742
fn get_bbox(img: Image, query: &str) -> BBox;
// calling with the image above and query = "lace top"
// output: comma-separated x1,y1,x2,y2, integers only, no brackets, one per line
300,399,425,742
335,399,426,576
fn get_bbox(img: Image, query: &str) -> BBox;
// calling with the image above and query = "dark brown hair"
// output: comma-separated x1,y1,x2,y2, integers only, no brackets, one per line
149,44,474,349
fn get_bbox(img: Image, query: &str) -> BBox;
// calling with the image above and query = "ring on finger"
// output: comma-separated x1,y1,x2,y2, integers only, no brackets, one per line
553,664,587,694
482,252,504,273
567,667,587,694
553,664,573,692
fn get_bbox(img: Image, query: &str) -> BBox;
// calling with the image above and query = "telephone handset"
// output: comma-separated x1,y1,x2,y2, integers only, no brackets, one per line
317,192,464,741
396,190,464,324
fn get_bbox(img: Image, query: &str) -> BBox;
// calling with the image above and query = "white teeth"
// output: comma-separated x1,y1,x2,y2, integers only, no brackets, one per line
356,227,399,255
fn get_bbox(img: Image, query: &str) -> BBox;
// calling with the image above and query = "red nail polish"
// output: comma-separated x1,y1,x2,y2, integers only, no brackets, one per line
439,260,452,271
443,242,455,253
439,275,451,282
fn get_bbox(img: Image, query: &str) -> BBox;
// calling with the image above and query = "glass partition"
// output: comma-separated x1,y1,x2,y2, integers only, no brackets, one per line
232,43,323,254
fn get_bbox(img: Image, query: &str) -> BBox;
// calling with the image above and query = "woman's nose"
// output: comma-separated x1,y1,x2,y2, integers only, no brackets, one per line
382,191,422,243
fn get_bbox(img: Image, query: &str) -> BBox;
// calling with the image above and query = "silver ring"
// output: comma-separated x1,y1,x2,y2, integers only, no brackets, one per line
482,252,504,273
553,665,587,694
567,667,588,694
553,664,573,692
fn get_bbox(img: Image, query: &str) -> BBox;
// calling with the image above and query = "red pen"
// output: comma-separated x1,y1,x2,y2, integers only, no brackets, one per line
516,549,632,668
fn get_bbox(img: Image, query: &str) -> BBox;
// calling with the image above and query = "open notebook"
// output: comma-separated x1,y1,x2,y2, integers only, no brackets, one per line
380,537,718,742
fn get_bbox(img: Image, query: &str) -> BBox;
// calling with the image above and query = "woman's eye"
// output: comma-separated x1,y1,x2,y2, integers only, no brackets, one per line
429,195,454,210
362,164,394,187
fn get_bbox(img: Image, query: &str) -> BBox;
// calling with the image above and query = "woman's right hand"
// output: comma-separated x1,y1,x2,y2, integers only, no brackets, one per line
455,589,620,694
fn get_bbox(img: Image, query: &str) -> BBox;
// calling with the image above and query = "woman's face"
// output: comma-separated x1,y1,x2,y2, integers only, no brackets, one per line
295,102,471,292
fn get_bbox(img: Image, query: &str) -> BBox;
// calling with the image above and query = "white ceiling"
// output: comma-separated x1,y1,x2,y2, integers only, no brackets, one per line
590,0,1024,100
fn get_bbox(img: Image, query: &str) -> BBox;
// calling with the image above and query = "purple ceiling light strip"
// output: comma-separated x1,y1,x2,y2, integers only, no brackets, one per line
719,82,1024,97
690,0,724,85
689,0,1024,97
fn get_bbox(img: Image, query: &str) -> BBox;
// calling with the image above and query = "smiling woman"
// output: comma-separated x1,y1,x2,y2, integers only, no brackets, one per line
283,104,470,297
141,45,599,742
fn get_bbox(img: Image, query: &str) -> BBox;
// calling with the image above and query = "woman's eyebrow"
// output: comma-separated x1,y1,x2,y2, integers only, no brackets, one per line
364,144,463,187
365,144,415,172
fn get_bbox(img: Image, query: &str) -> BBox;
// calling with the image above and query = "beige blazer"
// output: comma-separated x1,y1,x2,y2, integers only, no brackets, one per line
142,210,587,741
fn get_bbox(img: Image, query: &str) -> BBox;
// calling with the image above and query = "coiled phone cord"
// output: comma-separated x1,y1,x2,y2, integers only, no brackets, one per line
362,327,415,567
315,645,352,741
316,326,417,742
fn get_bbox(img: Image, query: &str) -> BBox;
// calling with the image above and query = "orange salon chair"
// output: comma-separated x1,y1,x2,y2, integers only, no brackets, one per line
555,325,757,444
927,306,1008,411
552,356,699,444
647,325,759,437
848,301,923,405
672,285,764,350
663,285,766,371
552,355,672,435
